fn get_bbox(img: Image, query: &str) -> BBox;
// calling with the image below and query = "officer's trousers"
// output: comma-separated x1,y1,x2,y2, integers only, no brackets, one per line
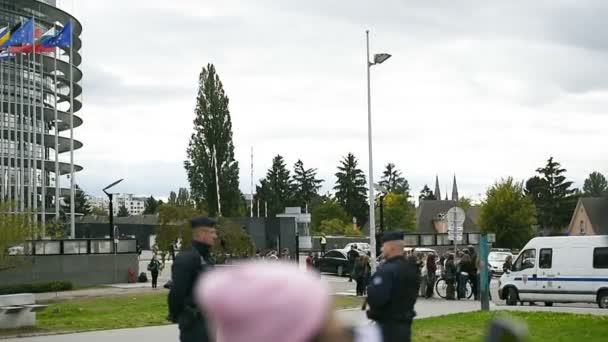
179,321,211,342
380,321,412,342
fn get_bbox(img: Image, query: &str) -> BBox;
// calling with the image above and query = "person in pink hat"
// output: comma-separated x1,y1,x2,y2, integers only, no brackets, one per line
195,261,382,342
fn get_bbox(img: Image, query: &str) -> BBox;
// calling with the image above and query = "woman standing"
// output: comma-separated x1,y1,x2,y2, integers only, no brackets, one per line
147,254,162,289
353,255,371,296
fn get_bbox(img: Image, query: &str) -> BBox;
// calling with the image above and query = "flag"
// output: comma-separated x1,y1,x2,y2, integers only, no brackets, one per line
0,22,22,48
0,18,34,48
0,26,9,47
8,27,56,54
0,50,15,60
42,21,71,48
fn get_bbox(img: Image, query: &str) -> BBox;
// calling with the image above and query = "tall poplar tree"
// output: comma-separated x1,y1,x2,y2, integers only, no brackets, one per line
185,64,242,217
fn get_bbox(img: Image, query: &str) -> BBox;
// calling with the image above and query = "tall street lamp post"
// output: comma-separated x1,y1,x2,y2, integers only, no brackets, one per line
366,30,391,272
103,179,124,253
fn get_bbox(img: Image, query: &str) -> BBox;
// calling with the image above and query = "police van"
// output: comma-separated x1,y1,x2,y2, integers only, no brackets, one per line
498,235,608,308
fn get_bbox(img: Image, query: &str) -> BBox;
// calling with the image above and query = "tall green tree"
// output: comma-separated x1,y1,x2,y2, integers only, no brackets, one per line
381,193,416,231
418,185,436,201
457,197,473,211
311,198,349,231
528,157,578,235
143,196,161,214
583,171,608,197
334,153,368,226
185,63,242,217
379,163,410,197
117,205,130,217
291,159,323,208
257,155,293,217
62,185,91,217
479,178,537,249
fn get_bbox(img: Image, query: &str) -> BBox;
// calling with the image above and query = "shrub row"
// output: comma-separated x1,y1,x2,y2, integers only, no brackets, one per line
0,281,73,295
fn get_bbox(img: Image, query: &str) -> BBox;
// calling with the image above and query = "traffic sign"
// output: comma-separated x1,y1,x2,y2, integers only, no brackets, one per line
447,207,466,226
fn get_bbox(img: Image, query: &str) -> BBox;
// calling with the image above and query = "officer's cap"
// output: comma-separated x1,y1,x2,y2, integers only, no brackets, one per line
191,216,217,229
382,231,404,243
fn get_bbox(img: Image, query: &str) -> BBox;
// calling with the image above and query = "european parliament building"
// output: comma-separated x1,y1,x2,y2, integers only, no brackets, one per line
0,0,82,231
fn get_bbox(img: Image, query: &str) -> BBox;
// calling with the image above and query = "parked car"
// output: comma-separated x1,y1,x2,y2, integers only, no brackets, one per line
7,245,24,256
498,236,608,308
318,249,364,276
488,251,513,276
343,242,371,254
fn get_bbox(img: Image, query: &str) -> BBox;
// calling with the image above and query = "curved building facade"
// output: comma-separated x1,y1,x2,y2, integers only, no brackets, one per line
0,0,82,228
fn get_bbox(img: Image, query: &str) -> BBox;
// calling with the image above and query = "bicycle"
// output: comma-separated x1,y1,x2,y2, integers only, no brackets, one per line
435,277,474,299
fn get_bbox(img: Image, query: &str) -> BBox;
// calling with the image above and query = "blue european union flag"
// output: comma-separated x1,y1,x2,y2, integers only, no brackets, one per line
0,19,34,48
42,21,72,48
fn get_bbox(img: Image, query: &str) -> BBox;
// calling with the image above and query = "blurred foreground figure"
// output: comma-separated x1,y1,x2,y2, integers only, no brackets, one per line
195,262,382,342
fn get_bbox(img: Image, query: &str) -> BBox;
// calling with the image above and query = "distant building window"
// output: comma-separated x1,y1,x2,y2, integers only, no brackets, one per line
580,220,586,235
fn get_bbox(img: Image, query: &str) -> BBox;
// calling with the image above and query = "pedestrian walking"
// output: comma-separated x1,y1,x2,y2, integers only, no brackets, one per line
147,254,162,289
320,233,327,256
347,245,359,282
168,217,218,342
425,254,437,299
195,262,383,342
444,254,457,300
353,255,371,296
468,246,479,300
366,231,418,342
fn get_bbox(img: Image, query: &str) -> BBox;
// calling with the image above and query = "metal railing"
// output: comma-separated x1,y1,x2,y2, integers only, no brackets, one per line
16,238,137,255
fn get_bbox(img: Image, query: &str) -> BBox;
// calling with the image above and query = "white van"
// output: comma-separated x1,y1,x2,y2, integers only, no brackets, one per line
498,236,608,308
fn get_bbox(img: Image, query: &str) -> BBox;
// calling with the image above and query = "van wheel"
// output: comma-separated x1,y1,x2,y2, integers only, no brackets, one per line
598,291,608,309
544,302,553,307
337,265,344,277
506,288,518,306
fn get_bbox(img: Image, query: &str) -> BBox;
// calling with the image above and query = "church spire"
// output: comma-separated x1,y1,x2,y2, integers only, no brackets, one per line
434,175,441,200
452,174,459,201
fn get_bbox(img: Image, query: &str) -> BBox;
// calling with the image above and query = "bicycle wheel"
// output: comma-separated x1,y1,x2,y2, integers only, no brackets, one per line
435,278,448,299
466,280,474,299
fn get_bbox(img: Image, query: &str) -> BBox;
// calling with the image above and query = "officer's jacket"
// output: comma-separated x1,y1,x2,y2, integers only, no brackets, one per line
168,241,214,323
367,255,419,322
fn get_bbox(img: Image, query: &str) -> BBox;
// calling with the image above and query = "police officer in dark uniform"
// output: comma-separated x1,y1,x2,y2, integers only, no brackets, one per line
168,217,218,342
366,231,419,342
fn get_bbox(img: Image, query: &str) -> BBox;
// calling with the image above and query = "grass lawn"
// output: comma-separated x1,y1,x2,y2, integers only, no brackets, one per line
2,292,363,335
413,311,608,342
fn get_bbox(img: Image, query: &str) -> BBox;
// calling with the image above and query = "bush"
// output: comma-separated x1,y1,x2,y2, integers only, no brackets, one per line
0,281,73,295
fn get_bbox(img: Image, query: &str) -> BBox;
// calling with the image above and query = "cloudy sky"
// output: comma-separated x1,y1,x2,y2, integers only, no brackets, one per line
62,0,608,201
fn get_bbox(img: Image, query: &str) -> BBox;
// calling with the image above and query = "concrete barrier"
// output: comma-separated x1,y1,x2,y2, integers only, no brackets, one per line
0,293,47,329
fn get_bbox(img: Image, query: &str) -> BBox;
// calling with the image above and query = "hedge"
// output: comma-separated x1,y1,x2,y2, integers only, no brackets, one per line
0,281,73,295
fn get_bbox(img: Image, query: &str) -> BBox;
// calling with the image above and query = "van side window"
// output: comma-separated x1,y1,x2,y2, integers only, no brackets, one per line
593,248,608,269
539,248,552,269
513,249,536,272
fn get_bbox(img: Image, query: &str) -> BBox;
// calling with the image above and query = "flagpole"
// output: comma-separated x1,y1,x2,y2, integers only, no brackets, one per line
28,50,33,217
1,59,4,204
53,41,59,221
7,52,12,210
32,30,39,225
19,52,25,212
40,39,46,231
69,19,75,238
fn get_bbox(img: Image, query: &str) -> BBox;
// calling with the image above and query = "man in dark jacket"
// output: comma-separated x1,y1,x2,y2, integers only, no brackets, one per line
168,217,218,342
367,231,419,342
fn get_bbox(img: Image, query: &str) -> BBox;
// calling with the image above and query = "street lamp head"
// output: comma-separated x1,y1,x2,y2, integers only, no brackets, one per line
103,178,124,194
373,53,392,65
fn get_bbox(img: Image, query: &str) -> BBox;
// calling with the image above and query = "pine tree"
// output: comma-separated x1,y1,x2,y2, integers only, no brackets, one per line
117,204,130,217
143,196,160,214
291,159,323,208
418,185,436,201
256,155,293,217
530,157,578,235
583,171,608,197
61,184,91,217
334,153,368,226
379,163,410,197
185,63,242,217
